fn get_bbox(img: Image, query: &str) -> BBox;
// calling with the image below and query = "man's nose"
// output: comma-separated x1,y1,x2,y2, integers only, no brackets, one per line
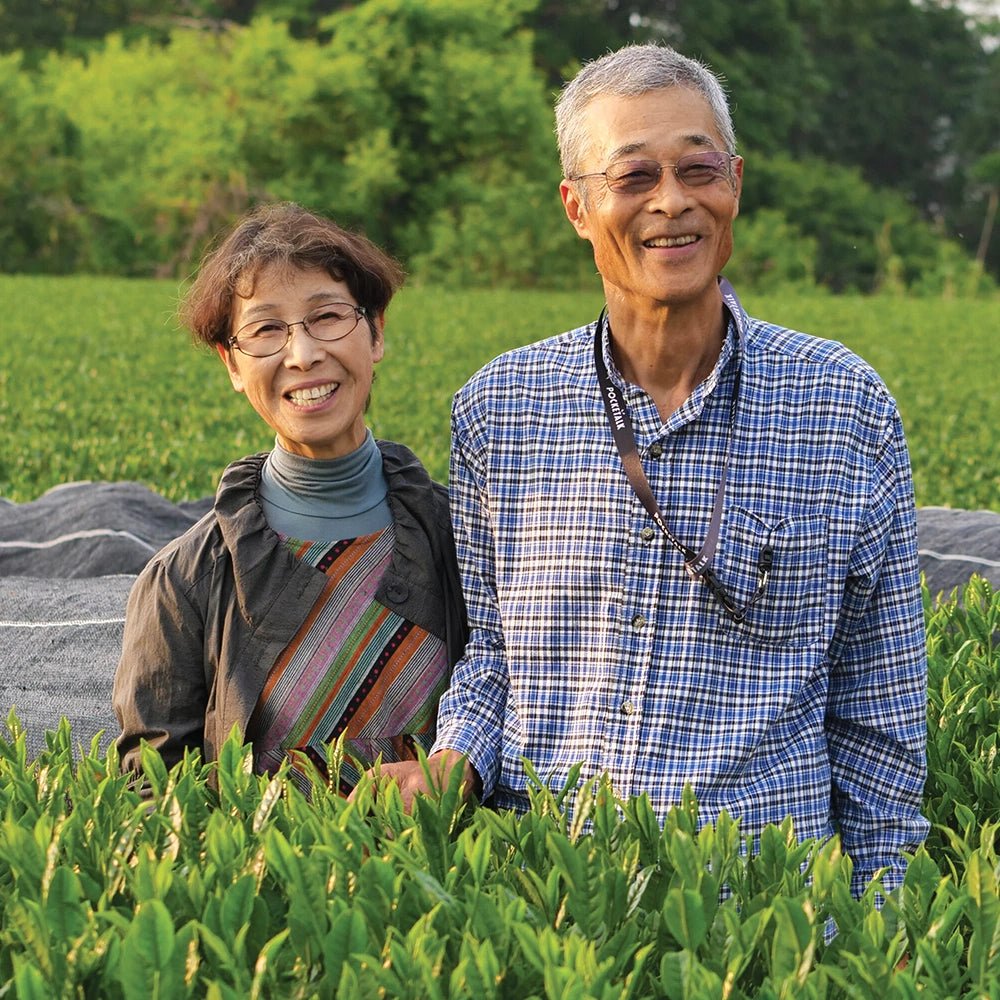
646,168,693,216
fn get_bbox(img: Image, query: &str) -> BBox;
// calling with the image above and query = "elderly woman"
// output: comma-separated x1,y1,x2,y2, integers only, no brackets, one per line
113,203,467,796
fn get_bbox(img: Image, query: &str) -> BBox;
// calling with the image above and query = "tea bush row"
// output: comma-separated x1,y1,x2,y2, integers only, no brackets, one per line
0,578,996,997
1,276,997,511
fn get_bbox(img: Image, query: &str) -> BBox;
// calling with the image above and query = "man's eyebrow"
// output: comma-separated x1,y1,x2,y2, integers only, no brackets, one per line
606,133,717,162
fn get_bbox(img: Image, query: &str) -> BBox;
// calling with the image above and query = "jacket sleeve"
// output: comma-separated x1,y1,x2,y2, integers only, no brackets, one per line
112,553,210,794
826,407,929,897
431,481,469,668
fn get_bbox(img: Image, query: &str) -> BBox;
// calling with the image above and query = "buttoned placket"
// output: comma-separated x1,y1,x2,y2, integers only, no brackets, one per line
600,381,673,800
598,334,738,802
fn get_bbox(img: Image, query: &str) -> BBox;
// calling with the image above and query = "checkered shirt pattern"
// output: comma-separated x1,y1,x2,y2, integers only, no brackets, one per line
433,291,928,897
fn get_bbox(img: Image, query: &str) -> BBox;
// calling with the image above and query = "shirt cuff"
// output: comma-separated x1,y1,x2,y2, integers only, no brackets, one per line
431,723,501,801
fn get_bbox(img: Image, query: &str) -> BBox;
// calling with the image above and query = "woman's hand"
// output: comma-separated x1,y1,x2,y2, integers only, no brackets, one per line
351,750,480,811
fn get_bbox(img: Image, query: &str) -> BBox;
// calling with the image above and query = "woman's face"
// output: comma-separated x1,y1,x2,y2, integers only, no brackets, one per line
218,263,384,460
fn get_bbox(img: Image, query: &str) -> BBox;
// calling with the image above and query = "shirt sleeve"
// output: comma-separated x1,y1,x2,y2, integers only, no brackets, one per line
430,385,509,797
827,407,929,897
112,555,209,795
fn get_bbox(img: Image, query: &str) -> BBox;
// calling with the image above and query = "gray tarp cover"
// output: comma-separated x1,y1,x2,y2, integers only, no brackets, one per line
1,481,998,758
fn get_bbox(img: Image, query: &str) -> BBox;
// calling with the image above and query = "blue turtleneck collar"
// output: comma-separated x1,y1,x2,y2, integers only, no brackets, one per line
258,431,392,542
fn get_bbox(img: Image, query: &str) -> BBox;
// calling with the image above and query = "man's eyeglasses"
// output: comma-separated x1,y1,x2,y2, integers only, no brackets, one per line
228,302,369,358
571,151,736,195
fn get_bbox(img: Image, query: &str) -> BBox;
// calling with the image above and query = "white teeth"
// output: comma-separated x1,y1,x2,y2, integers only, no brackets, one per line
288,383,337,404
645,235,698,248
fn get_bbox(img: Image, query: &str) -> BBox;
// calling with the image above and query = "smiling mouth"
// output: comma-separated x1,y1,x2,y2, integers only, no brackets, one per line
643,235,699,248
287,383,338,405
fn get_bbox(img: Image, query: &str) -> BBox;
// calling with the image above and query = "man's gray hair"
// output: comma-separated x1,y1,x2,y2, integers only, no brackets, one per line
554,42,737,180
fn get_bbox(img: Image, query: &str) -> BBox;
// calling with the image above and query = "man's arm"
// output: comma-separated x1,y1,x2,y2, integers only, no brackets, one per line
427,386,512,799
827,408,929,897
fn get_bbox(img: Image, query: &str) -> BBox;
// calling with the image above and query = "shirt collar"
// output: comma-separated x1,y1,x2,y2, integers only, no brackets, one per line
597,308,739,403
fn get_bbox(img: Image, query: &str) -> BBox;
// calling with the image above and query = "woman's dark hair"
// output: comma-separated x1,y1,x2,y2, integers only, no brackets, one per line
180,202,405,347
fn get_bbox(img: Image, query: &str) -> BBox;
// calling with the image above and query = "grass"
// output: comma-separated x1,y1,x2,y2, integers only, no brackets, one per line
0,275,996,509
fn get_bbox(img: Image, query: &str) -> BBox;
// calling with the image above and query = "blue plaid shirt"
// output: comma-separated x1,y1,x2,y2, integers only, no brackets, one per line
434,289,928,895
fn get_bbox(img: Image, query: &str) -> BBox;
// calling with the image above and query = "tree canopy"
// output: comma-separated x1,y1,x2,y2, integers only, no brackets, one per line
0,0,996,292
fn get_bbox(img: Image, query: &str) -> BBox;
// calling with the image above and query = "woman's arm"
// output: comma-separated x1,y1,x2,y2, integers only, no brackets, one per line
112,556,210,794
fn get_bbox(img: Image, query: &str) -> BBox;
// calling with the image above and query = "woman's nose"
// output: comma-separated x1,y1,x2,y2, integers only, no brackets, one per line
282,323,325,367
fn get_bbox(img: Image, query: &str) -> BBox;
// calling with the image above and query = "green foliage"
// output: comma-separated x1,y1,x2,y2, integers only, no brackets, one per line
2,276,996,510
909,243,997,300
739,153,961,294
0,53,85,273
923,578,1000,869
0,0,994,290
3,0,590,289
314,0,591,288
673,0,998,279
38,21,346,277
663,0,827,155
0,580,998,994
728,209,818,293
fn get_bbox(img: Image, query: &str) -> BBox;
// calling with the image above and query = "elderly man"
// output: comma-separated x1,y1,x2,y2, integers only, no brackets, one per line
383,42,927,897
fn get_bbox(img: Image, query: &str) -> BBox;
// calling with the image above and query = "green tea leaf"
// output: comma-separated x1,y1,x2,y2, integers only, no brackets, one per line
663,888,708,952
118,899,179,999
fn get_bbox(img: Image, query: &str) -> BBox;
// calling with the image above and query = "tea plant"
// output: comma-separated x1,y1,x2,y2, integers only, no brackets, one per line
0,579,998,997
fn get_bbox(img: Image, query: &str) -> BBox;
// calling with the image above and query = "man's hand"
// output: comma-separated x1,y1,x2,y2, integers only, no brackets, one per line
349,749,481,812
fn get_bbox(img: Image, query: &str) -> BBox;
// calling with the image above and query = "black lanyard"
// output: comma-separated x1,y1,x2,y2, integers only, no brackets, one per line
594,279,771,622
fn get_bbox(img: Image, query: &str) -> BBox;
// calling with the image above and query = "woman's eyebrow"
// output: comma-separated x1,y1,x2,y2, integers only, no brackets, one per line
240,291,346,320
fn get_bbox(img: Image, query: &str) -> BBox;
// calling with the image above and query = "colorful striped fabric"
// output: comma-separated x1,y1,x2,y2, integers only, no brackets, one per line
248,525,448,795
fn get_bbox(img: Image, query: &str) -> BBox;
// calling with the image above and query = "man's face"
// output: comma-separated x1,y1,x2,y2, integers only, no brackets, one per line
560,87,742,313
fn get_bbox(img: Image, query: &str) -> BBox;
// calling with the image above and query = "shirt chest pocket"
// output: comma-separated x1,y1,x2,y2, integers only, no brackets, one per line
716,507,828,647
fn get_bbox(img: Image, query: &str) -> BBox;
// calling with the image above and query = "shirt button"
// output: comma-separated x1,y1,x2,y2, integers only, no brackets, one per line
640,526,655,542
385,581,409,604
621,700,636,716
631,613,647,630
649,443,664,458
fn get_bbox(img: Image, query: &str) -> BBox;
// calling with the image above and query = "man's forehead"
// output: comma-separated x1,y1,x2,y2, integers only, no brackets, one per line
582,87,721,158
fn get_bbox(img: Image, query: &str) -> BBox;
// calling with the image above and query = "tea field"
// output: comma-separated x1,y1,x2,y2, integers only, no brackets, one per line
1,273,999,994
0,577,997,997
0,275,996,509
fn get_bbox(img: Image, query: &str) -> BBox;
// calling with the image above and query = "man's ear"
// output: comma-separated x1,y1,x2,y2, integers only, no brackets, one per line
216,342,245,393
730,155,744,220
560,179,592,242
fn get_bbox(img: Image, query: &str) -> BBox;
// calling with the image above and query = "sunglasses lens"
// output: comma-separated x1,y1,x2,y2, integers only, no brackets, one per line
605,161,662,193
675,152,730,186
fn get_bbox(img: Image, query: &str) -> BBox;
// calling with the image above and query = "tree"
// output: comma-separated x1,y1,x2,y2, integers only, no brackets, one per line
971,151,1000,267
0,0,169,62
310,0,590,286
651,0,827,154
0,53,86,271
740,152,943,292
29,0,592,286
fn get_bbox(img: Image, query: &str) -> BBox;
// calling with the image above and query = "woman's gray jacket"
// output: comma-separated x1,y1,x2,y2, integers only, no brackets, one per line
112,440,468,781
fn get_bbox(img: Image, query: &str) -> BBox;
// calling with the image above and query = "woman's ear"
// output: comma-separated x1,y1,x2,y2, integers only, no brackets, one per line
216,342,245,393
371,312,386,364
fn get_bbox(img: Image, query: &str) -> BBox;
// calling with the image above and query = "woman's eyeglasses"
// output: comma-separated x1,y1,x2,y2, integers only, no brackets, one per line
228,302,368,358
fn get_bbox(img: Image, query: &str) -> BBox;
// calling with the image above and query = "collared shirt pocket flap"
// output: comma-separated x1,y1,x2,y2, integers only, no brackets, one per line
718,506,828,647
